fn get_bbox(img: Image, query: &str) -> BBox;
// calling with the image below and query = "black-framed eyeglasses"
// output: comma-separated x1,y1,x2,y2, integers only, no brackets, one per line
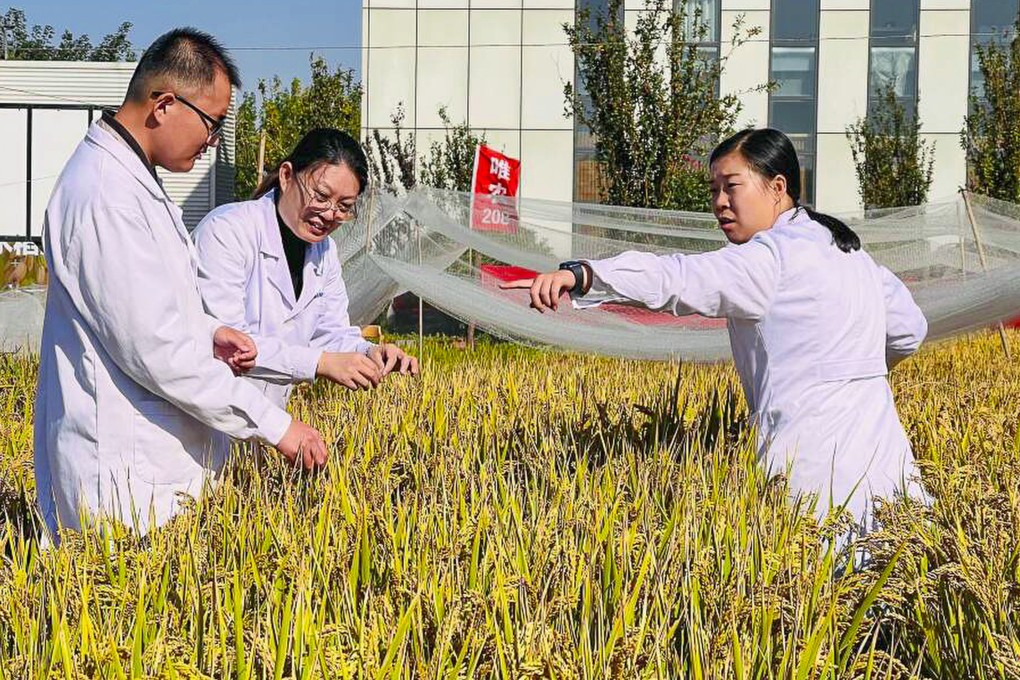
293,174,359,220
151,91,225,145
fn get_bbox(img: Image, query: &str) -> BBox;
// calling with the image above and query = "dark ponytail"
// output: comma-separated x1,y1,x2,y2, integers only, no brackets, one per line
710,128,860,253
252,127,370,200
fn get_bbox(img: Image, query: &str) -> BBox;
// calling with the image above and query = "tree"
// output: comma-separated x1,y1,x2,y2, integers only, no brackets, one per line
419,107,486,191
0,8,134,61
846,86,935,210
564,0,765,211
962,17,1020,202
365,104,418,194
365,104,486,194
235,55,362,199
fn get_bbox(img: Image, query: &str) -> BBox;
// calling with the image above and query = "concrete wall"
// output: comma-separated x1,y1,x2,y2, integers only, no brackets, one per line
364,0,980,211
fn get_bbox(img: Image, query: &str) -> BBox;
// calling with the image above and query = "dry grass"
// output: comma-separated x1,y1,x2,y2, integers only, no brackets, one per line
0,332,1017,678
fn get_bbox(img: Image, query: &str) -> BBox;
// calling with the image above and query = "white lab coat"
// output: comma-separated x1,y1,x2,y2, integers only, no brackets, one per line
577,207,928,527
191,192,373,413
34,122,293,540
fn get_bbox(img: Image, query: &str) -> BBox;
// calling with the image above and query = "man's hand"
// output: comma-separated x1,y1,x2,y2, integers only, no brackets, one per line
366,343,420,377
316,352,383,391
275,419,328,470
499,269,576,313
213,325,257,374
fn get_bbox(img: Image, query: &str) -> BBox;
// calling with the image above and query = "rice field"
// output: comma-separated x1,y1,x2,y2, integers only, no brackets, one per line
0,332,1017,678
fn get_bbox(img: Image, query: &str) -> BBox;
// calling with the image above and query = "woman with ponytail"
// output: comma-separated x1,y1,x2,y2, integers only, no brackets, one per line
504,128,927,532
193,128,418,424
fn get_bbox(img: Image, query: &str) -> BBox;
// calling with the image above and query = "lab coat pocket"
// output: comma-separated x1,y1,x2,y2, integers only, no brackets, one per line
132,407,203,485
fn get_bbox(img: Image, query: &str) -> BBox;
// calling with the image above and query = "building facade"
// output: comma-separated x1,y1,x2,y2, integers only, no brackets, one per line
0,60,237,241
362,0,1019,213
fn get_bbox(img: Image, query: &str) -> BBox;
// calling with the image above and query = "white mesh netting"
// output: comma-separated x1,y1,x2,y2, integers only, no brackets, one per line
3,189,1019,360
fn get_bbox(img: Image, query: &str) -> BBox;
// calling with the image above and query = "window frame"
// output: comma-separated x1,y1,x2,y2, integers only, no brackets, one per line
768,0,820,204
866,0,920,119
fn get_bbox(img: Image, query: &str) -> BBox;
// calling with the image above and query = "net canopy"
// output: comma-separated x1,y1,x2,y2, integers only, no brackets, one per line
3,189,1020,360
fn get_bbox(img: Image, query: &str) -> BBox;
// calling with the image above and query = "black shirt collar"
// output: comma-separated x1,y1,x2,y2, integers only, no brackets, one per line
273,190,309,300
100,110,160,183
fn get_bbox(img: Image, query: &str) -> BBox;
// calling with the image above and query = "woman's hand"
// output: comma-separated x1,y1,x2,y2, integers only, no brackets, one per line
367,343,420,376
499,269,576,313
212,325,258,374
316,352,385,391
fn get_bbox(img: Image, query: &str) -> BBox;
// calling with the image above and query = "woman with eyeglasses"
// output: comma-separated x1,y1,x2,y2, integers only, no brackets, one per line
193,128,418,418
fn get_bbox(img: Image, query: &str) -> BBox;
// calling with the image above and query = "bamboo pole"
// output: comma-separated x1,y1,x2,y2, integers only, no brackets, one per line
960,188,1011,358
466,249,477,349
417,218,424,360
364,188,377,254
360,189,379,341
256,129,267,182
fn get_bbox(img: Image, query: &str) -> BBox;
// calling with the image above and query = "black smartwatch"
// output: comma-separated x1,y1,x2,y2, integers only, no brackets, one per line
559,260,587,295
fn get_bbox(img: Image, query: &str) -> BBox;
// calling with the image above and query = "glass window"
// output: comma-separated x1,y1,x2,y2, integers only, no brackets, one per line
969,1,1019,102
770,100,816,135
574,0,612,201
797,154,815,205
772,0,819,42
971,49,986,100
575,0,614,35
870,0,918,43
785,133,814,157
972,0,1019,42
772,47,816,97
868,0,919,120
869,47,916,98
769,0,818,202
677,0,719,43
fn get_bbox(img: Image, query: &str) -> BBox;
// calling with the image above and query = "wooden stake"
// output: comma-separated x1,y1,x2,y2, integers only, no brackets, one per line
466,248,477,349
257,129,267,182
416,218,424,360
960,188,1011,358
365,188,377,254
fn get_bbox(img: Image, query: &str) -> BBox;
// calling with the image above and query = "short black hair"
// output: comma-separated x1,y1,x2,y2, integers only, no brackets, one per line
125,28,241,103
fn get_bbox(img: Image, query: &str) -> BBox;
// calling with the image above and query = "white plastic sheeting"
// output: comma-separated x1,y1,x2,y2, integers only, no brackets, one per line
3,189,1019,360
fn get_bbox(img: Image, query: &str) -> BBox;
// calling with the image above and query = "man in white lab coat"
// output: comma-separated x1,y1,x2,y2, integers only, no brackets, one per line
34,28,327,543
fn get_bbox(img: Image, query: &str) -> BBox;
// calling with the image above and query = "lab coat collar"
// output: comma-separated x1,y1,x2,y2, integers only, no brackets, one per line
99,110,160,184
257,192,286,260
85,120,194,263
256,191,326,319
257,192,296,308
772,206,811,229
85,120,169,204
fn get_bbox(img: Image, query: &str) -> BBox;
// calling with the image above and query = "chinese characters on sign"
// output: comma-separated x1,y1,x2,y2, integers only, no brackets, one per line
470,145,521,233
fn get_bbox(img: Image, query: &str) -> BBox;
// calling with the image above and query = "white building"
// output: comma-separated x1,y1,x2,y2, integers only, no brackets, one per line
0,60,237,241
361,0,1019,212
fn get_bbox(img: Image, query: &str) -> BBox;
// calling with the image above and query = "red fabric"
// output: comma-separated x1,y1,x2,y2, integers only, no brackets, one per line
471,145,521,233
480,264,536,284
482,264,725,329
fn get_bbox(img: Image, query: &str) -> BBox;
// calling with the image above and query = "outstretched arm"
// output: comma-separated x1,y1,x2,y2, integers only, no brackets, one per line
502,238,781,321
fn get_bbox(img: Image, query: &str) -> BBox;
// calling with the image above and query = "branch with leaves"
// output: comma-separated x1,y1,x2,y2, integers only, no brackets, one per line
847,86,935,210
366,104,486,195
235,55,362,199
565,0,766,211
963,17,1020,202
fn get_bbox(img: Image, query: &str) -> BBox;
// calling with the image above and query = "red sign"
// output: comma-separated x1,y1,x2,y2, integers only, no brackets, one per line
471,145,521,233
